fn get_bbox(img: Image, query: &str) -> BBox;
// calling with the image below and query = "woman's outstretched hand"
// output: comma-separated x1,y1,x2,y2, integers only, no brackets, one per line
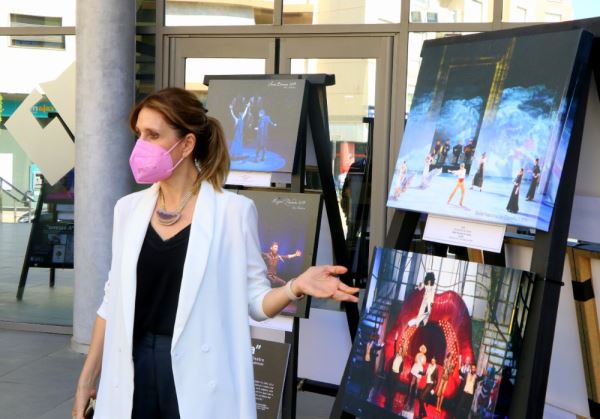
293,265,359,303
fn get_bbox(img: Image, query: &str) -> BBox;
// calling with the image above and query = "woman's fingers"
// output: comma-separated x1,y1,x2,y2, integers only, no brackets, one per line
338,282,359,294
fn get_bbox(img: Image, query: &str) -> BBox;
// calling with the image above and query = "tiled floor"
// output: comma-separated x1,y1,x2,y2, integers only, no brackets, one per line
0,329,334,419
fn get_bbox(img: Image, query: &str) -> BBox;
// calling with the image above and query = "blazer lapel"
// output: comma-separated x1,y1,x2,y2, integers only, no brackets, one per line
120,184,159,349
171,180,216,349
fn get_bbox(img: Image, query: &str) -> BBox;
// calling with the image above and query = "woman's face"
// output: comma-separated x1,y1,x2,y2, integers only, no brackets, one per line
135,107,194,162
135,107,180,149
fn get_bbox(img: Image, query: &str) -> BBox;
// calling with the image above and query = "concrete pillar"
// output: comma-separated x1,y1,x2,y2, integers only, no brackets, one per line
72,0,135,350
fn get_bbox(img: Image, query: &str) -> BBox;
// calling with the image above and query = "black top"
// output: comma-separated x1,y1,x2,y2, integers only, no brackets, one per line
133,223,191,340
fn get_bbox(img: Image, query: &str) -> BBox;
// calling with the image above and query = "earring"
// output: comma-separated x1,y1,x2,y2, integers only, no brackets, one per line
194,159,201,172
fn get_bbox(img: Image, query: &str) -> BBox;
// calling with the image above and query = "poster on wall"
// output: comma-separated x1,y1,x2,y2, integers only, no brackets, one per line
387,29,592,231
337,247,533,419
239,190,322,318
207,79,306,173
252,338,290,419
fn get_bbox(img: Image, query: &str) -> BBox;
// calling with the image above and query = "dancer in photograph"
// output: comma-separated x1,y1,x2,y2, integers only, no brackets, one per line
229,99,252,159
456,364,481,417
470,152,487,191
254,108,277,162
526,158,541,201
385,332,405,410
420,154,441,188
463,139,475,171
262,242,302,287
417,356,438,419
459,355,472,376
361,333,383,401
406,345,427,410
506,168,524,214
432,140,443,164
452,141,463,165
439,139,451,166
391,161,408,199
436,352,456,412
408,272,436,328
447,163,467,207
423,154,433,178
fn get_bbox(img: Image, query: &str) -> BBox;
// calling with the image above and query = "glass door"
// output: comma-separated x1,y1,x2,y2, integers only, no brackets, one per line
167,37,276,103
279,36,394,250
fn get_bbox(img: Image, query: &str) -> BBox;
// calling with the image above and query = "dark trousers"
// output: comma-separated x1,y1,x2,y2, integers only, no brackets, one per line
456,392,474,418
418,383,435,417
132,333,180,419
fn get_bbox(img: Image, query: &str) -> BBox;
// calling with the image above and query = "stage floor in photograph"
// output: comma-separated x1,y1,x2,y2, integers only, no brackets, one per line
388,173,553,230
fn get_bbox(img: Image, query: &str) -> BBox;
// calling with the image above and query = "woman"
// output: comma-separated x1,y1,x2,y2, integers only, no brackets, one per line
470,152,487,191
506,168,524,213
435,352,456,412
228,99,251,159
72,88,358,419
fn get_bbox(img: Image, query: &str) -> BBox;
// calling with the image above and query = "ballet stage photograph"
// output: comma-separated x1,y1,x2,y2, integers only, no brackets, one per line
388,29,591,231
338,248,533,419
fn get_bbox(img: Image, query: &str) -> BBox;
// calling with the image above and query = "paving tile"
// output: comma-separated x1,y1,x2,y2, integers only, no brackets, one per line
0,331,70,376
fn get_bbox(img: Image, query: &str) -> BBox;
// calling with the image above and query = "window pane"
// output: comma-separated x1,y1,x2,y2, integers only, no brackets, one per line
410,0,492,23
0,1,76,27
166,0,275,26
283,0,401,24
291,58,375,229
407,32,472,112
502,0,586,22
185,58,266,104
0,36,76,326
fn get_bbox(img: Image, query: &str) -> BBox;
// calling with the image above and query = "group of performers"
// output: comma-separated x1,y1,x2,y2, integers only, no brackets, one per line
356,271,504,418
390,138,543,215
430,138,477,169
360,333,500,418
228,96,277,162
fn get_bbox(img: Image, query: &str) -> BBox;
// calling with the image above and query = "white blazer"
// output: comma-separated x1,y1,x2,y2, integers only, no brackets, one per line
95,181,272,419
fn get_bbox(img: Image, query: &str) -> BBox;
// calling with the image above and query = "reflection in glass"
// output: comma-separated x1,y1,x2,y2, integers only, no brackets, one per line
503,0,579,22
410,0,492,23
0,0,76,27
283,0,400,24
166,0,274,26
185,58,265,105
290,58,375,231
0,35,75,326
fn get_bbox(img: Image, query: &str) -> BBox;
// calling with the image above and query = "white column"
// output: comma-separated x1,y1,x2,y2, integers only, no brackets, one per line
72,0,135,350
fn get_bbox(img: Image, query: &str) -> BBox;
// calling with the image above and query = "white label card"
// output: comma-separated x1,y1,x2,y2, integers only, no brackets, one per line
226,171,272,187
423,214,506,253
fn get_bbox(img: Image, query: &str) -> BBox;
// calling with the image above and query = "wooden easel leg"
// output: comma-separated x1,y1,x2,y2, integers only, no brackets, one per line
568,248,600,418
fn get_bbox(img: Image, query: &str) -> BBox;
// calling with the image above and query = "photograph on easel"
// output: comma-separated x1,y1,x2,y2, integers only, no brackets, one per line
207,79,306,173
388,29,592,231
338,247,534,419
239,190,322,318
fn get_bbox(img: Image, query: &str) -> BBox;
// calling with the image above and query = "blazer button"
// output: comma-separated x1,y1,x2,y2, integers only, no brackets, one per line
208,380,216,391
201,344,210,353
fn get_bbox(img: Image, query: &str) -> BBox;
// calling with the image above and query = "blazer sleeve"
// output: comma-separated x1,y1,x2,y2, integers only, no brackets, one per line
96,198,123,319
243,200,273,321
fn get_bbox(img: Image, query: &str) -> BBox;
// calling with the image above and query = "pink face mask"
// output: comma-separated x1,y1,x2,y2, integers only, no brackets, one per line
129,138,185,184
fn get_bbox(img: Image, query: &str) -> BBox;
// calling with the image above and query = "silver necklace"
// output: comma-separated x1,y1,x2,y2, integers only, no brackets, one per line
156,179,200,226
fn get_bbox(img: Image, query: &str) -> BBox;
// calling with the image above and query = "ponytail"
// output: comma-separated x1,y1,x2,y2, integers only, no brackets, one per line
195,116,230,191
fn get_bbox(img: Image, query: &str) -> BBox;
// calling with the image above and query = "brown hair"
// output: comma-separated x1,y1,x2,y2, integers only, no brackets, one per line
129,87,229,191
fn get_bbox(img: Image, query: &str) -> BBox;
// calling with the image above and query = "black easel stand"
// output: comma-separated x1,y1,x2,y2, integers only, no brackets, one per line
204,74,358,419
331,30,597,419
508,36,597,419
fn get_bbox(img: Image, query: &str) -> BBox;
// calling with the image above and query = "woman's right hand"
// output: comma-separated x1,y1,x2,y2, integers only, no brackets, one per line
72,383,96,419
